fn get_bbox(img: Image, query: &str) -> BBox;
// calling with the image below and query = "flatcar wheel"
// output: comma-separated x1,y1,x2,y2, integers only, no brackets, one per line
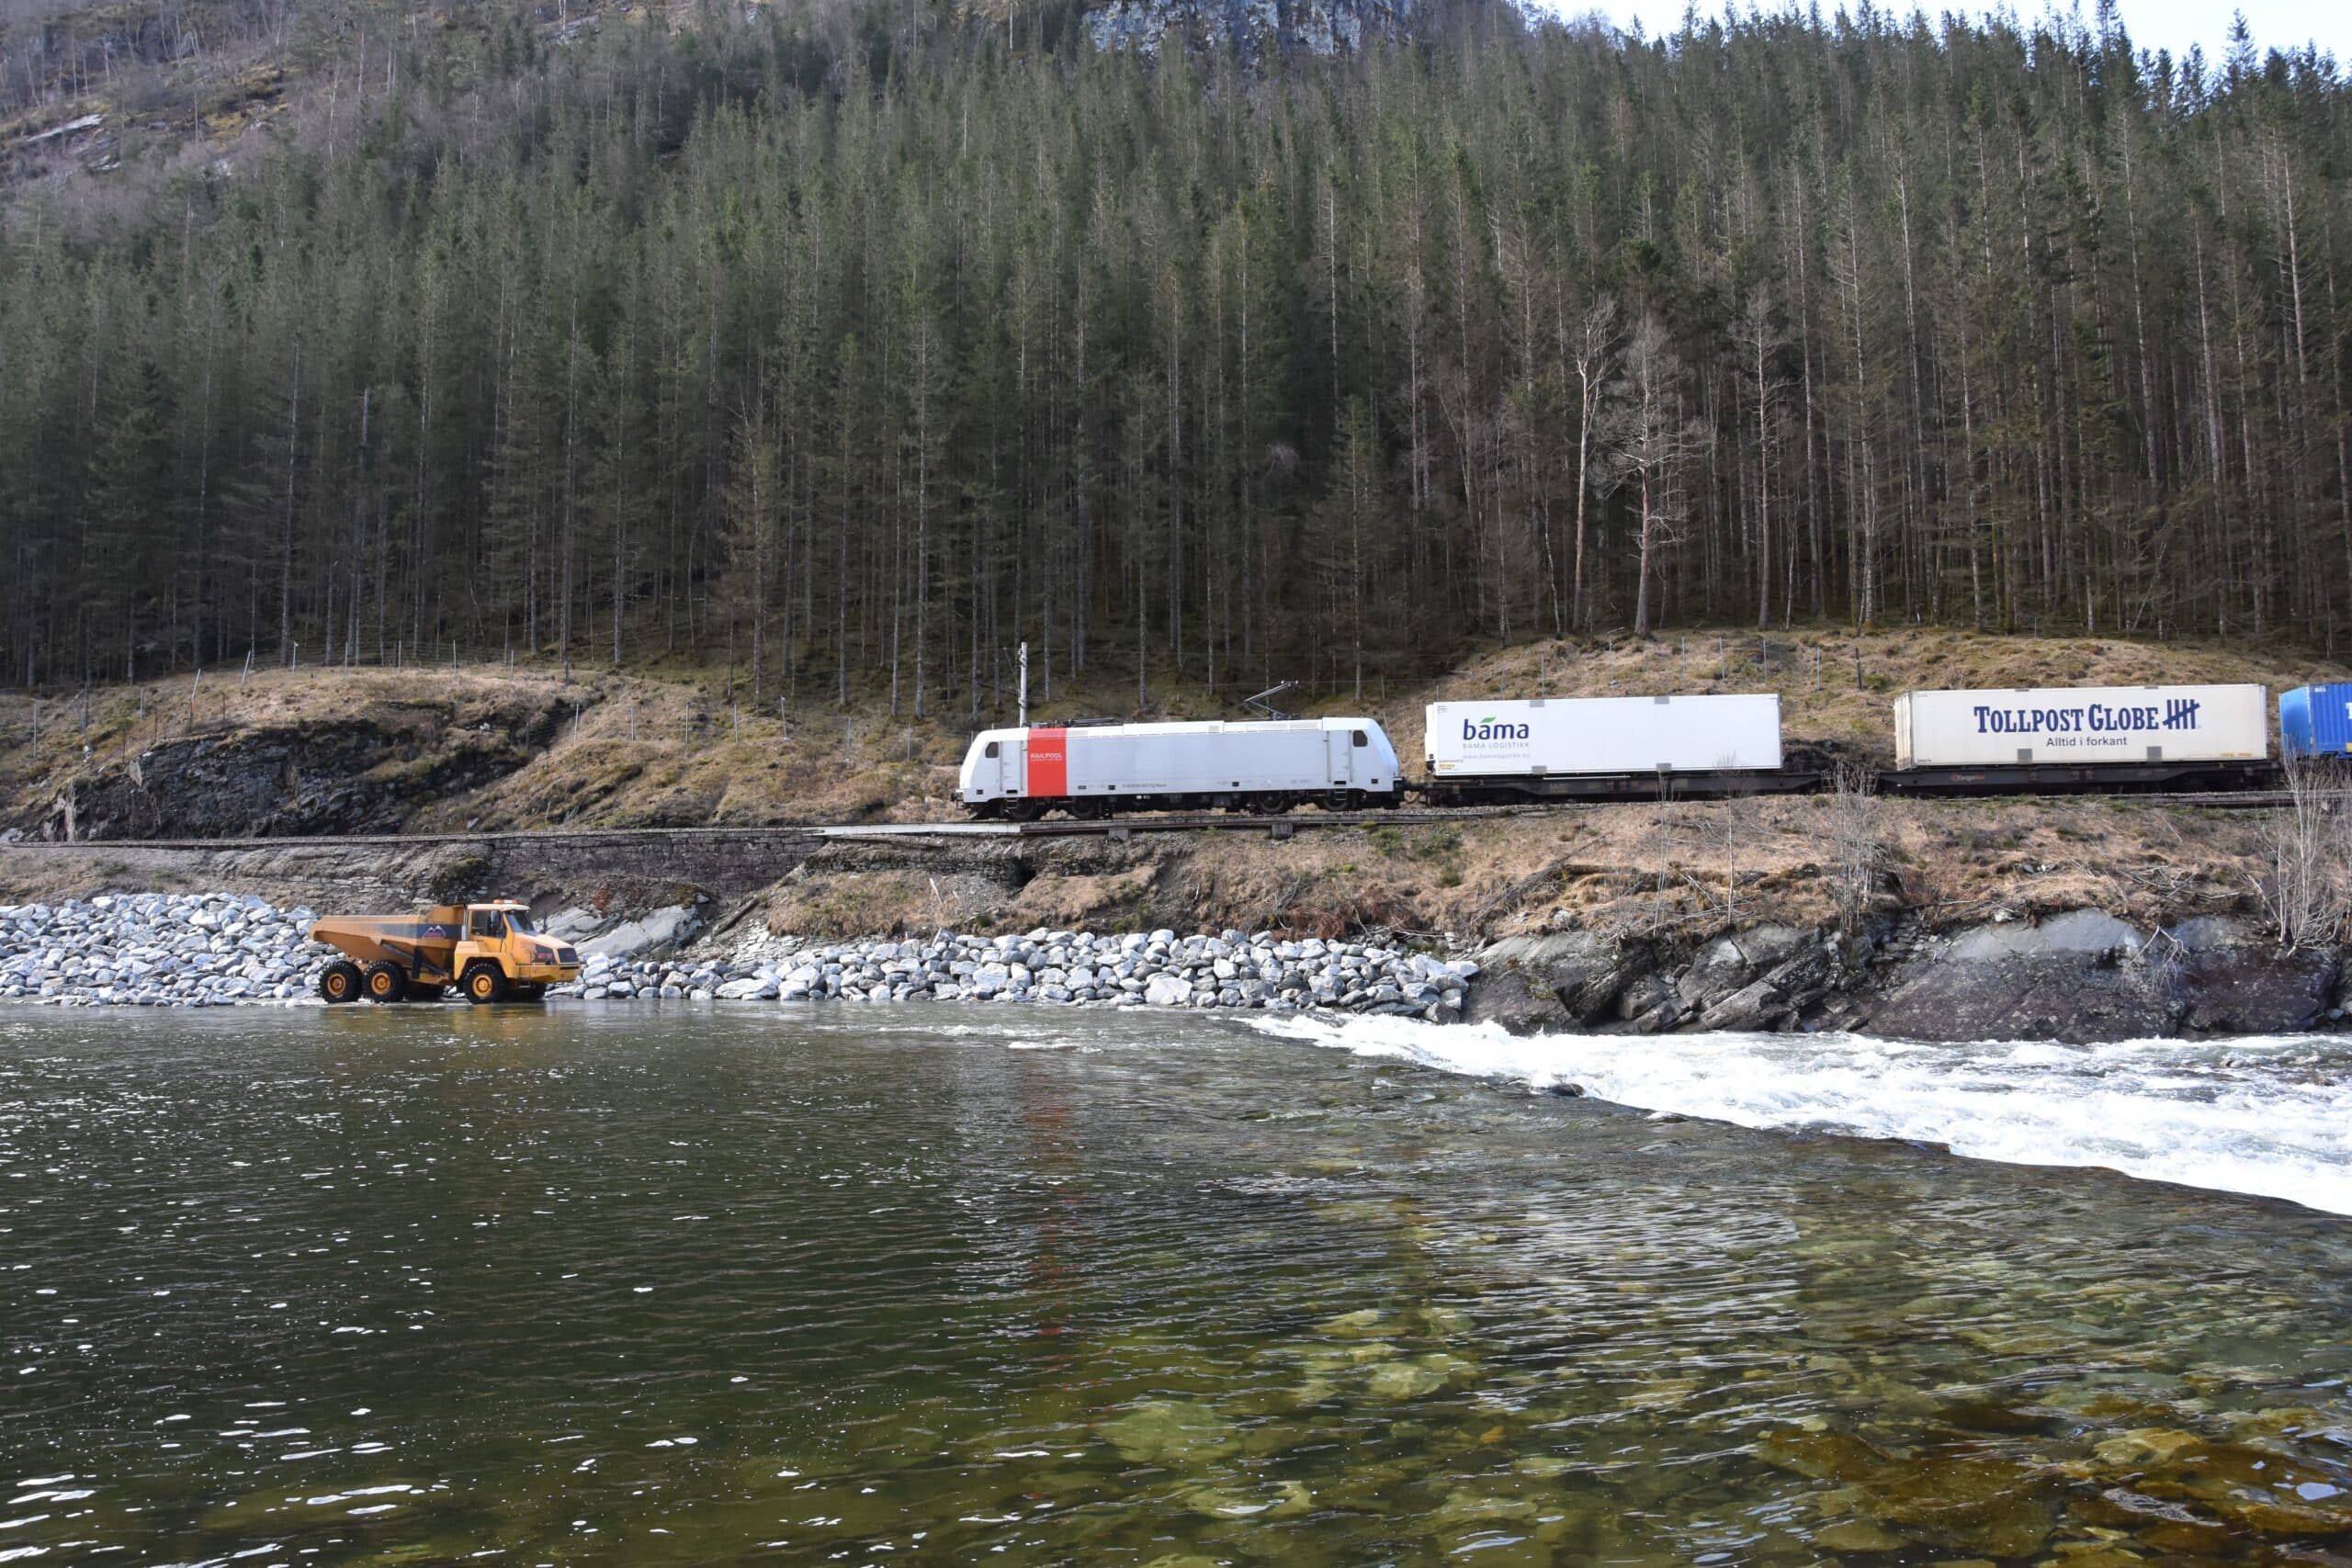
318,961,362,1004
364,961,409,1003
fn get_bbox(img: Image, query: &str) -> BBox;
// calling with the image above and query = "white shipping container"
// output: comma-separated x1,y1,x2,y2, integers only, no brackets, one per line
1892,684,2269,769
1424,694,1783,777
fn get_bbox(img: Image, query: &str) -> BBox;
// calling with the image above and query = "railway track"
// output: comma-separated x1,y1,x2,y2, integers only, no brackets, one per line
0,806,1536,853
5,790,2335,859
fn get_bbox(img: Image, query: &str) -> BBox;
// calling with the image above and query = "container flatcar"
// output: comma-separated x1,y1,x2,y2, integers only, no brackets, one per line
1420,694,1802,803
2280,684,2352,760
1885,683,2271,794
958,718,1403,819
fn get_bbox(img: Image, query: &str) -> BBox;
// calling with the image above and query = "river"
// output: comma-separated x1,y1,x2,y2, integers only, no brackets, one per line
4,1004,2349,1564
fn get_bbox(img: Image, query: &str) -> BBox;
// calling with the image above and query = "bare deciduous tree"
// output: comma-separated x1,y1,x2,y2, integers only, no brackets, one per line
1566,296,1618,634
2253,756,2352,951
1828,762,1882,937
1602,315,1705,637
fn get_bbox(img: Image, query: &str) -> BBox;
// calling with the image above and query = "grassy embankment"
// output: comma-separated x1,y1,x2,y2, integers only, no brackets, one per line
0,627,2338,943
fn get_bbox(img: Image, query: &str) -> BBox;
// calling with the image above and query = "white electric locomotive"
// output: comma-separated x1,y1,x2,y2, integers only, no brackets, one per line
958,718,1403,819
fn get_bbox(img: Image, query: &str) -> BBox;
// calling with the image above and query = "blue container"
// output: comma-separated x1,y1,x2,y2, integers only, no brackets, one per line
2279,683,2352,759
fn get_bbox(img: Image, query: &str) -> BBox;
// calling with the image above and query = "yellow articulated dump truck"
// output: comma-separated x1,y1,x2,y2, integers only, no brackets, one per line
311,901,582,1005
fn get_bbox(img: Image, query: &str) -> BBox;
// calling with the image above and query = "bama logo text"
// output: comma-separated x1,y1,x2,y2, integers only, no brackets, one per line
1461,716,1532,741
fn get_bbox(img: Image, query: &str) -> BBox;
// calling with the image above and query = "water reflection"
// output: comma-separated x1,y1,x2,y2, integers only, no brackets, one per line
2,1004,2347,1564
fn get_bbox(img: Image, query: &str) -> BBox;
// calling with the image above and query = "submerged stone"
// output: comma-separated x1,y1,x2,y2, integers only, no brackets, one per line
1812,1517,1906,1551
1175,1479,1312,1519
1935,1398,2064,1434
1367,1359,1447,1399
1862,1456,2054,1558
2093,1427,2209,1467
1756,1427,1889,1484
1432,1488,1540,1523
1100,1400,1237,1465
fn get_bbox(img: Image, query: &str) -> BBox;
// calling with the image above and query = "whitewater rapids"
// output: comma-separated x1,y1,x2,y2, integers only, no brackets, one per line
1252,1013,2352,1215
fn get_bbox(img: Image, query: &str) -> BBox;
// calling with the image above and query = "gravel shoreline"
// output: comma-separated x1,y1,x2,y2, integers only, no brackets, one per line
0,895,1475,1021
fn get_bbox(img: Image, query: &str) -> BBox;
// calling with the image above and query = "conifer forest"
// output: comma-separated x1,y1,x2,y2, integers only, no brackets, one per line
3,0,2350,714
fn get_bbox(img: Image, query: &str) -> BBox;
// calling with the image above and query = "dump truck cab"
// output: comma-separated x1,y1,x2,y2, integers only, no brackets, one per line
312,901,582,1005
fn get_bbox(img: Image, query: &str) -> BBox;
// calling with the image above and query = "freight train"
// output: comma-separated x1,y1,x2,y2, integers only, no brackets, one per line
956,682,2352,818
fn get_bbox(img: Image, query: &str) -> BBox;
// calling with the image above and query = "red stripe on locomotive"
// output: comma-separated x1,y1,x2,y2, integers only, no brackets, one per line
1025,728,1069,796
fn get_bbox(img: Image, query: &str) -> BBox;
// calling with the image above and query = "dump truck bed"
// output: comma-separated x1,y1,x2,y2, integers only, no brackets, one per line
310,908,469,982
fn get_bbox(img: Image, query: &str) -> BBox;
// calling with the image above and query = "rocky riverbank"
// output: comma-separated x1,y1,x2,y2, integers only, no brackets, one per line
6,887,2342,1045
0,893,1475,1019
1466,908,2346,1043
0,893,322,1004
572,928,1472,1016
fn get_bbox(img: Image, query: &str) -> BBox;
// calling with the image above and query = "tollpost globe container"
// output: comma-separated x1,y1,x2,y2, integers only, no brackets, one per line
1891,684,2269,769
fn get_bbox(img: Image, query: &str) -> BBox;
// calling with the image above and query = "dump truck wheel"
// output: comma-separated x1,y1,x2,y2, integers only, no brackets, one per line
319,962,362,1004
462,963,510,1005
364,961,409,1003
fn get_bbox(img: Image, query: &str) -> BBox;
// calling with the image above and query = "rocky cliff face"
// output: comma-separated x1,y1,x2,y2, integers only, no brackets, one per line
1084,0,1417,57
1466,910,2346,1045
28,689,586,841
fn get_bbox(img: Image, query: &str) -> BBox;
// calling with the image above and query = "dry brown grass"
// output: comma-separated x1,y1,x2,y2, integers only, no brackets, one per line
738,796,2269,948
3,625,2341,840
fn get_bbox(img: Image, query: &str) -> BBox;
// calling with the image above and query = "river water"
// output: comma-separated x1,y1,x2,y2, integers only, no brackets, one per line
4,1005,2350,1565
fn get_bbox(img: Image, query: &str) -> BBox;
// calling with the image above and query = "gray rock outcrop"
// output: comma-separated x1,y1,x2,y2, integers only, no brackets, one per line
1473,908,2341,1044
1086,0,1416,58
1860,912,2335,1043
